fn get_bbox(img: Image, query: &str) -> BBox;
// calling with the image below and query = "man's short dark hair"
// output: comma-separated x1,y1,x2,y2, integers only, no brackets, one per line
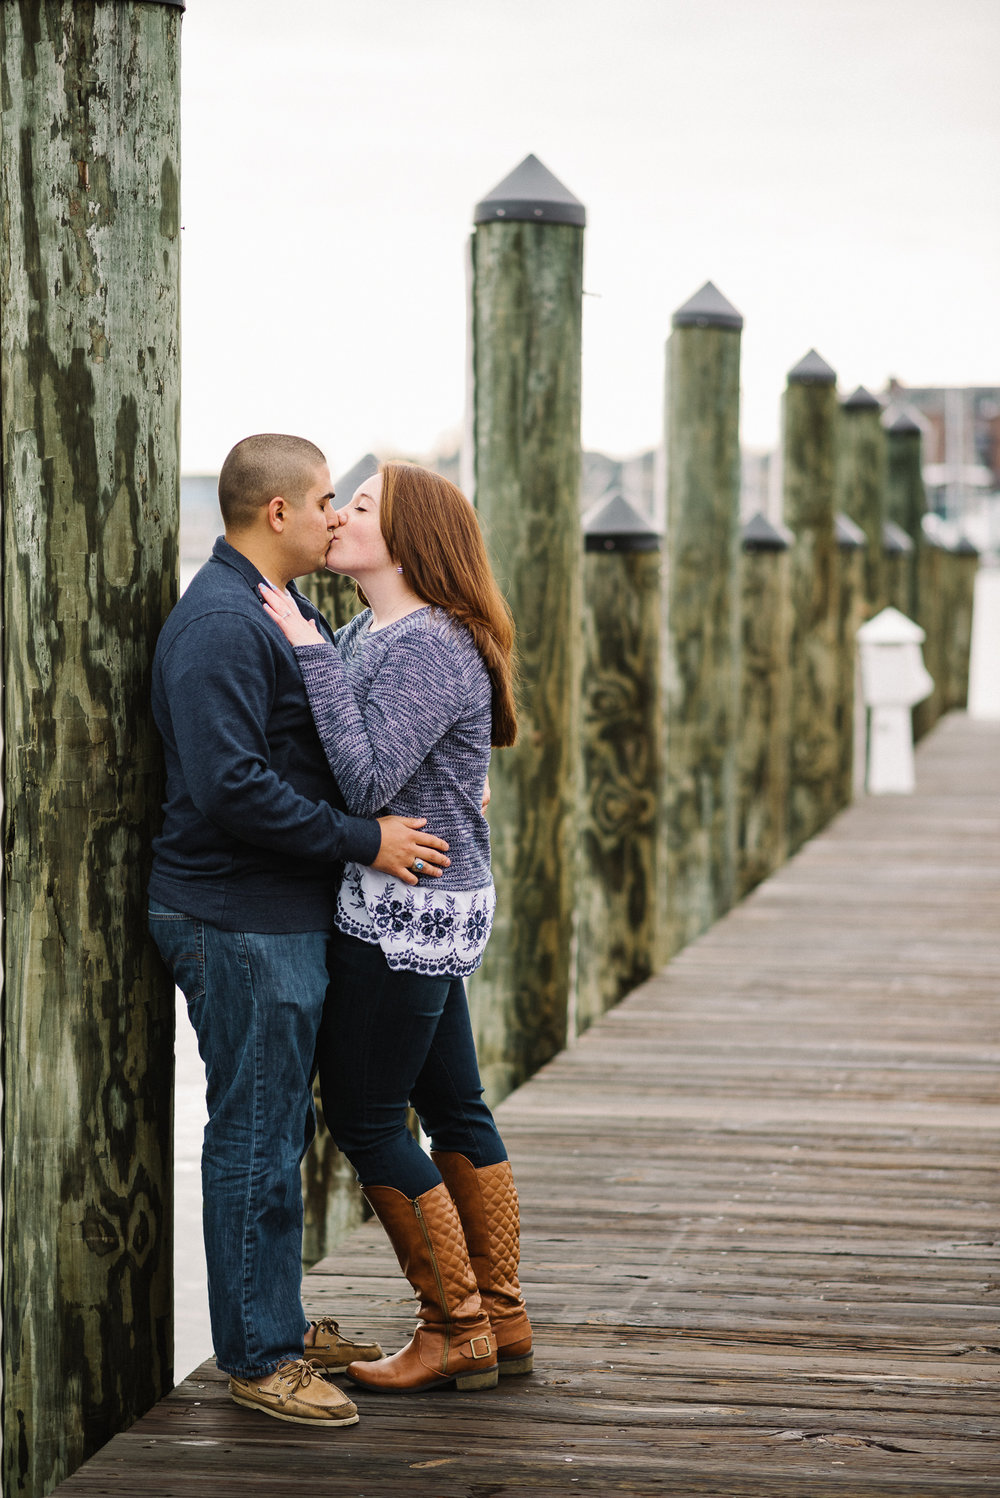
218,433,327,531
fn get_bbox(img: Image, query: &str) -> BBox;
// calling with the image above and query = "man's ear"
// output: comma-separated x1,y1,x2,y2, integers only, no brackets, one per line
266,495,286,532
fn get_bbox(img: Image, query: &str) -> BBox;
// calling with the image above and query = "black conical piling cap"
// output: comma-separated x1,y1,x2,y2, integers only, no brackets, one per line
335,453,379,499
788,349,837,385
474,154,586,227
885,410,922,435
672,281,743,331
883,520,914,554
842,385,882,411
835,513,868,549
583,492,660,553
953,536,979,556
742,512,793,552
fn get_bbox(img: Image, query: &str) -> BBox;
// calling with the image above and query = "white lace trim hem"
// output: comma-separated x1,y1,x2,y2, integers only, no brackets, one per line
335,863,494,977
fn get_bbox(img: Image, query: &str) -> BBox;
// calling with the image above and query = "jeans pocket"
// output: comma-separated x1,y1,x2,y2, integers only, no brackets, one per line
148,903,206,1003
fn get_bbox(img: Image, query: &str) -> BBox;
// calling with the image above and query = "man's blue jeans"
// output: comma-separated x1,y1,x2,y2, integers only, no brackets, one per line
149,900,327,1378
318,930,507,1195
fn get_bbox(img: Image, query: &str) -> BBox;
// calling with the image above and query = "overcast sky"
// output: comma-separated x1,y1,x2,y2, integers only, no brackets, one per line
179,0,999,478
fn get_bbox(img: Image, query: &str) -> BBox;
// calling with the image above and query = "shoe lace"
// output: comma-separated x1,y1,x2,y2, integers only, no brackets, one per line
273,1357,323,1391
311,1317,341,1337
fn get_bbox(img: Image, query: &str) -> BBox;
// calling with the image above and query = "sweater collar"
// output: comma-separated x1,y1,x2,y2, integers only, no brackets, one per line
210,535,307,601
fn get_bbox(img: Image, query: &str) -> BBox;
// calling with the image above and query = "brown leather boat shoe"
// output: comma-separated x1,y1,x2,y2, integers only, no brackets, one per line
305,1316,383,1370
229,1358,359,1426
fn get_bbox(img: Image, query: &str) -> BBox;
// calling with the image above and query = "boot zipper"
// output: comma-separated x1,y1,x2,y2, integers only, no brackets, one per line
413,1198,451,1366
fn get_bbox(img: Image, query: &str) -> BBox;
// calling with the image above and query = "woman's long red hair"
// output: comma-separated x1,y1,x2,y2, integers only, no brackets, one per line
379,462,517,747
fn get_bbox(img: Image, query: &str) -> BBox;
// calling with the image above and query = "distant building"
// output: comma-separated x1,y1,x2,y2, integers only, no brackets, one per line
885,381,1000,554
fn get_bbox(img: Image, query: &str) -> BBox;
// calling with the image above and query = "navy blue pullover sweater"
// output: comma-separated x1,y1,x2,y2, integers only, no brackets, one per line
149,537,381,932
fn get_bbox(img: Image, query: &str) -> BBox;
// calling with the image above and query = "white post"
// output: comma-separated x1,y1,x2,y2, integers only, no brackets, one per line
857,608,934,794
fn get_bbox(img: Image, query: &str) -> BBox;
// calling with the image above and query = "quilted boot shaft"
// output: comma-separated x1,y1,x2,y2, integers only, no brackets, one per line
432,1152,533,1374
346,1181,498,1393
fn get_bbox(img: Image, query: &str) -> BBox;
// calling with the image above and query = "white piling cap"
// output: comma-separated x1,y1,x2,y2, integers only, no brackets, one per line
856,606,926,645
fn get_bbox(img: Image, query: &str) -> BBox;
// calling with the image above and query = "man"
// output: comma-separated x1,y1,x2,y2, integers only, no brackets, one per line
149,433,449,1427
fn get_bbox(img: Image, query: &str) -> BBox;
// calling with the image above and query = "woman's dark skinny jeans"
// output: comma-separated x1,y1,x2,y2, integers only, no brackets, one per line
319,929,507,1194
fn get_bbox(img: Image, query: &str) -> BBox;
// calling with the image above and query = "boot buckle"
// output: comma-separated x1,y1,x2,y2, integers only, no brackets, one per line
469,1334,493,1360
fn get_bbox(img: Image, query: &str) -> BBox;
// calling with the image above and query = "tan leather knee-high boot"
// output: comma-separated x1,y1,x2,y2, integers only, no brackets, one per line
345,1181,498,1393
432,1152,533,1375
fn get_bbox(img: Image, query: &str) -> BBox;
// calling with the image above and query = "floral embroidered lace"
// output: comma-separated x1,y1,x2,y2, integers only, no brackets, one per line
336,862,495,977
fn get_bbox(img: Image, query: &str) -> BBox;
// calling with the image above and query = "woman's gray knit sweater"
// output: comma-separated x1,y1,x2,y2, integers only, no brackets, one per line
294,606,492,891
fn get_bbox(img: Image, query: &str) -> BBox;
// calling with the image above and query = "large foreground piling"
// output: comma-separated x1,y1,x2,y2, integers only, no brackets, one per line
1,4,182,1494
467,155,585,1097
837,385,886,617
783,349,841,852
577,495,663,1034
662,282,743,955
737,515,792,899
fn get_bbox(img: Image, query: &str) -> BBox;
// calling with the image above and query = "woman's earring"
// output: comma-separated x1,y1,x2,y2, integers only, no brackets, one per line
396,565,403,574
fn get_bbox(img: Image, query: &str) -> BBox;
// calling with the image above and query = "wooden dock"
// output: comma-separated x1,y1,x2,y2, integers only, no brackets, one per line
54,713,999,1496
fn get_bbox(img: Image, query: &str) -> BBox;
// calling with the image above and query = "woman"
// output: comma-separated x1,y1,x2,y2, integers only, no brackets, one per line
261,461,531,1395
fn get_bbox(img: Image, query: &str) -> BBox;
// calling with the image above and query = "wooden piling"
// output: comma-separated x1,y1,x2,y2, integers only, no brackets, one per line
782,349,841,853
736,515,792,900
886,409,938,737
945,539,979,711
834,514,867,808
884,409,926,621
576,495,663,1035
301,1095,366,1271
467,155,585,1098
662,282,743,955
836,386,886,616
834,389,884,811
914,537,949,741
1,4,182,1493
883,521,914,613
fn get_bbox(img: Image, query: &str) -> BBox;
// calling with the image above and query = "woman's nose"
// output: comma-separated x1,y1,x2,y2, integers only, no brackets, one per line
335,506,350,525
